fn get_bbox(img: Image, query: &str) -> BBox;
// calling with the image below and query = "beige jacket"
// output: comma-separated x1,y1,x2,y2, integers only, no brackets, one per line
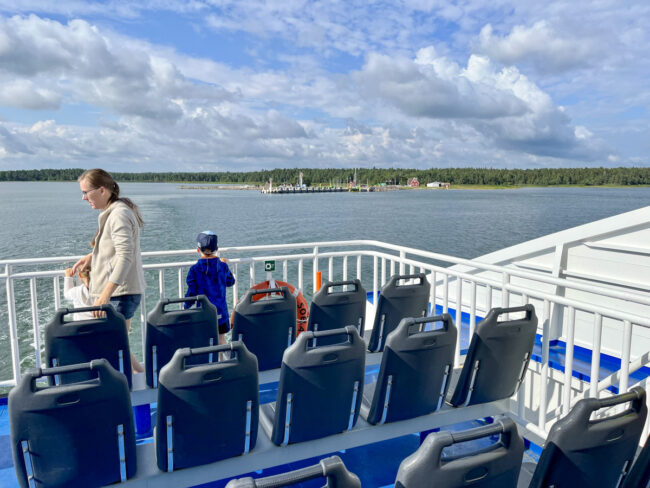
90,200,145,298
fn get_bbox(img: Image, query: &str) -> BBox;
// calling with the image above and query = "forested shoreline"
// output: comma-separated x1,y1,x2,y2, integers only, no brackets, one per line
0,167,649,186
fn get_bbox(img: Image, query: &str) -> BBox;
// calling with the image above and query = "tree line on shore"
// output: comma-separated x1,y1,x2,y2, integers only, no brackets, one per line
0,167,649,186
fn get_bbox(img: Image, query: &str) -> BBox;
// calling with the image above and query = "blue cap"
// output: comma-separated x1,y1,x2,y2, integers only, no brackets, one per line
197,231,218,252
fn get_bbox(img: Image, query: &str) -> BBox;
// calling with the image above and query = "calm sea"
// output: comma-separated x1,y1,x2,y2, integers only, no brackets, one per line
1,182,649,380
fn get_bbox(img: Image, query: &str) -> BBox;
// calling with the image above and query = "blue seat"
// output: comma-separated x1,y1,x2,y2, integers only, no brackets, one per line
9,359,136,487
44,304,132,388
232,286,296,371
260,326,366,445
225,456,361,487
156,341,259,471
395,417,524,488
368,273,430,352
450,305,537,407
361,314,457,425
145,295,219,387
529,386,647,488
308,279,366,345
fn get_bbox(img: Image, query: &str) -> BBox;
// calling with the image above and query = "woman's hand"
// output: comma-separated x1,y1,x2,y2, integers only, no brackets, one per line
65,267,74,277
93,282,117,318
72,253,92,274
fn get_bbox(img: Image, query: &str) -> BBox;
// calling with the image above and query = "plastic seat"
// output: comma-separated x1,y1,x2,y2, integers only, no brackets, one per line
308,279,366,345
145,295,219,387
395,417,524,488
260,326,366,445
9,359,137,487
529,386,648,488
155,341,259,472
232,286,296,371
225,456,361,487
621,432,650,488
368,273,430,352
44,304,132,388
361,314,457,425
450,305,537,407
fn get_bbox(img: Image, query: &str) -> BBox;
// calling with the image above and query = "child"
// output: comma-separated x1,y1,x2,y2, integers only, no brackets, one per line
63,266,95,320
185,231,235,344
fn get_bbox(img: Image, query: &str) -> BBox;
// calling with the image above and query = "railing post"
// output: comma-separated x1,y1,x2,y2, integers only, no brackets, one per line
158,269,166,299
29,278,42,369
328,256,333,282
249,260,255,288
381,258,386,286
443,274,449,313
373,256,379,317
53,275,61,310
501,272,510,313
620,320,633,394
356,255,362,281
538,299,551,431
590,313,603,399
562,306,576,416
6,264,22,383
233,263,239,307
342,256,348,282
283,260,288,282
454,277,462,368
313,246,319,294
399,250,405,275
469,281,477,339
177,268,184,298
298,259,304,292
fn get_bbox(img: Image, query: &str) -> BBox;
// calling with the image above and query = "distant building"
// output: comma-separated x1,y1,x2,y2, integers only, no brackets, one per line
407,177,420,187
426,181,450,189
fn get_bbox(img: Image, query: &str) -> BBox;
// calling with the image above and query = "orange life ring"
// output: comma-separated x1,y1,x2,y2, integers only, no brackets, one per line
234,279,310,335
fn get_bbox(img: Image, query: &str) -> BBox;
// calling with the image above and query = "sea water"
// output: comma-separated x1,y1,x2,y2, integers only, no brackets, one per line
0,181,648,380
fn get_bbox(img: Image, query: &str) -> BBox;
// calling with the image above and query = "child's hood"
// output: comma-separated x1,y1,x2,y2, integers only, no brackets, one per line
197,258,222,274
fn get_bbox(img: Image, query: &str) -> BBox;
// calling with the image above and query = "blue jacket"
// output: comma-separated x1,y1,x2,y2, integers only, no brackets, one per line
184,258,235,326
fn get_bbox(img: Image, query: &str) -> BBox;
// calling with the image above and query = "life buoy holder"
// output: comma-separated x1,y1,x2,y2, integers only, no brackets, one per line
234,279,310,335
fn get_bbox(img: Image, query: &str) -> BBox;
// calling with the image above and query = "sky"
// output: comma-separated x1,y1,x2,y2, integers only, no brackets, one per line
0,1,648,172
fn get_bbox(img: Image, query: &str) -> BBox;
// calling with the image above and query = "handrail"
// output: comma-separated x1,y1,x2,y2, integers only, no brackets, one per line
2,239,650,441
2,239,648,306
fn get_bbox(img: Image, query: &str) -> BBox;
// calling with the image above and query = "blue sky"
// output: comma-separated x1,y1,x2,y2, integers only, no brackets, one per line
0,1,648,171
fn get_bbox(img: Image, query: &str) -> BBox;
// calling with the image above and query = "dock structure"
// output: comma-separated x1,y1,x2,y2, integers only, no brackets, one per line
261,174,348,194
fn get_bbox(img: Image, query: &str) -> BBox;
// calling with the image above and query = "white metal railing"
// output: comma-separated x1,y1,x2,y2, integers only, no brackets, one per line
2,239,650,440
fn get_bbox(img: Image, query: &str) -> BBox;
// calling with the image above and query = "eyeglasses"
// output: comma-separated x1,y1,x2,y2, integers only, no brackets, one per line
81,187,99,197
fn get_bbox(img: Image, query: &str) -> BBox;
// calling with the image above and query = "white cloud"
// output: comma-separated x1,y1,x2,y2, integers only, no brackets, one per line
477,21,597,74
0,79,61,109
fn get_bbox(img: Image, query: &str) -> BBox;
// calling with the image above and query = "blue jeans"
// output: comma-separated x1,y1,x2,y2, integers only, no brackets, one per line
110,294,142,320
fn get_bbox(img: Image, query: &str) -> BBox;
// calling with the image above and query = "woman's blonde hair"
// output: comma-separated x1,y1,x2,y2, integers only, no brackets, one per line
78,169,144,227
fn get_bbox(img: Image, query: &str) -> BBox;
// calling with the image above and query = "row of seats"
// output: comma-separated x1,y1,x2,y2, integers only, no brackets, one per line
41,273,430,390
225,388,650,488
11,302,538,486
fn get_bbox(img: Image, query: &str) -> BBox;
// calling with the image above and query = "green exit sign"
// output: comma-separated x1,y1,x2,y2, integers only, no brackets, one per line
264,260,275,271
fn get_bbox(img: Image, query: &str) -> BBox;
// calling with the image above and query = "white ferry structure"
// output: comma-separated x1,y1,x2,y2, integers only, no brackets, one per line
1,205,649,487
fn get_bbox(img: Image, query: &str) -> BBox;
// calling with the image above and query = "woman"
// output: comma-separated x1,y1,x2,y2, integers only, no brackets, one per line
73,168,146,373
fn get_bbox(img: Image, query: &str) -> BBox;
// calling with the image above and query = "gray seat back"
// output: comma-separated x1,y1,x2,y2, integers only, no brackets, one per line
9,359,136,487
621,433,650,488
156,341,259,471
395,417,524,488
368,273,430,352
450,305,537,407
265,326,366,445
145,295,219,387
225,456,361,488
362,314,457,425
232,286,297,371
530,386,647,488
308,279,366,345
44,304,132,388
